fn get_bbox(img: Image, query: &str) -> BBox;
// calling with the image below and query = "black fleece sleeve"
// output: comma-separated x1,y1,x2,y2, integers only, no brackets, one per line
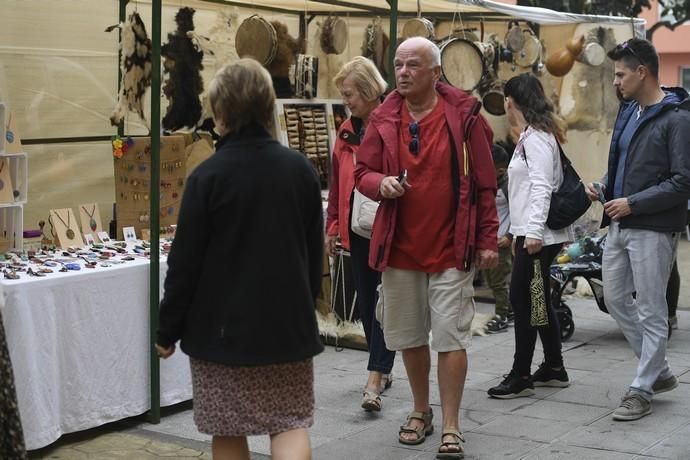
157,172,210,348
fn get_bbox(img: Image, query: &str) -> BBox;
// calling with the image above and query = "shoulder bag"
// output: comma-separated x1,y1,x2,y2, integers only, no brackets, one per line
524,141,591,230
545,143,591,229
351,188,378,239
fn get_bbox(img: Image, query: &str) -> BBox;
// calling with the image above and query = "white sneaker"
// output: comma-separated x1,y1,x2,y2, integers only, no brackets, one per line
613,392,652,421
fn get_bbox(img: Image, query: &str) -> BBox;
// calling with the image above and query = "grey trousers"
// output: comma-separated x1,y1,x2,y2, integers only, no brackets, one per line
602,221,678,397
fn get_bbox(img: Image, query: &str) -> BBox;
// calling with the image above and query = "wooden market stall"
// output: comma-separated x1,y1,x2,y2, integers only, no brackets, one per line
0,0,644,449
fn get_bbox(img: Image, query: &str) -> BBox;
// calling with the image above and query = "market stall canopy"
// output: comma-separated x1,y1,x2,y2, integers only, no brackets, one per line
197,0,644,30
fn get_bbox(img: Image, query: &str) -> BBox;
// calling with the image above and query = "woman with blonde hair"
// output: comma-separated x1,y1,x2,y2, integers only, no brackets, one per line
488,72,573,399
156,58,324,460
326,56,395,411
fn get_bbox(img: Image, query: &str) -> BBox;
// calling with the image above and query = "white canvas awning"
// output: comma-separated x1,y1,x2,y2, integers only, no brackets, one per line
192,0,644,28
170,0,645,36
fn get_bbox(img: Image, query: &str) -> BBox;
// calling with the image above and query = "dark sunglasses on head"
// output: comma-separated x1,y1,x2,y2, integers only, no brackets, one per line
408,122,419,155
618,40,643,65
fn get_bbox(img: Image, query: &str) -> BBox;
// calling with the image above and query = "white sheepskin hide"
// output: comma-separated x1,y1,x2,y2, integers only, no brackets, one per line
313,21,345,99
110,12,152,127
187,8,240,124
316,310,496,340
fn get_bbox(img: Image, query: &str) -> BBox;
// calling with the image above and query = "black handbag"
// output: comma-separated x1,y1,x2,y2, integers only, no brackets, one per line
523,141,591,230
546,143,591,229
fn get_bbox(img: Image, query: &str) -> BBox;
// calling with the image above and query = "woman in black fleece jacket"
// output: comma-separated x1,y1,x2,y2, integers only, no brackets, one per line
156,59,323,460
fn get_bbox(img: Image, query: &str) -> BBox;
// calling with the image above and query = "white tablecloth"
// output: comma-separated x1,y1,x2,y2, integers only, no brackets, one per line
1,257,192,450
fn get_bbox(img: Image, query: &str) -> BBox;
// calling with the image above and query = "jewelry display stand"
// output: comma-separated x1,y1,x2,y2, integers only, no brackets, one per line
274,99,348,189
113,135,186,240
78,202,104,242
49,208,83,249
0,103,28,251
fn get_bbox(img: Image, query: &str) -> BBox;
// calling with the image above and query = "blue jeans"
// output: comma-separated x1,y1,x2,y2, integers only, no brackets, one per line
603,222,678,398
349,231,395,374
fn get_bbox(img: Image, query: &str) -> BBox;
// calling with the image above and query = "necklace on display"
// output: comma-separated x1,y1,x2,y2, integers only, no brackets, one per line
54,210,75,240
82,205,98,231
0,159,5,191
5,113,14,143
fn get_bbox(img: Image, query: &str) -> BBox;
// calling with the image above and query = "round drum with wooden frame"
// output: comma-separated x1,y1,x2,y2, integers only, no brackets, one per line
480,80,506,116
513,30,542,68
577,42,606,67
440,38,485,92
320,17,348,55
402,17,434,40
450,28,480,42
235,15,278,66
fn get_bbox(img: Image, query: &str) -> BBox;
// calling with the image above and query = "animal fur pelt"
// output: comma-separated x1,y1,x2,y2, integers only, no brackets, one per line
110,12,152,127
187,8,240,129
313,22,344,99
266,21,301,98
315,310,495,340
161,7,204,131
187,8,239,68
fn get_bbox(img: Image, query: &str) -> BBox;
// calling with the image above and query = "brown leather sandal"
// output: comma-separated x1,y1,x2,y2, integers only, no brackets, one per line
361,389,382,412
398,408,434,445
436,429,465,459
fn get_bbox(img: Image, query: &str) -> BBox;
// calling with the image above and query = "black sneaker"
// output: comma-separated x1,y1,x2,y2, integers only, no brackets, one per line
506,312,515,323
488,370,535,399
487,315,508,333
532,362,570,388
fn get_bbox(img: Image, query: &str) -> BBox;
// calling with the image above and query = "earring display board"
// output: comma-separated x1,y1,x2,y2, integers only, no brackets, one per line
113,135,186,240
274,99,347,189
49,208,83,249
78,203,103,239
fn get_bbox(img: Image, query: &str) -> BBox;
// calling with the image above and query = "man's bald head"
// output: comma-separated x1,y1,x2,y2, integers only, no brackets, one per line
396,37,441,68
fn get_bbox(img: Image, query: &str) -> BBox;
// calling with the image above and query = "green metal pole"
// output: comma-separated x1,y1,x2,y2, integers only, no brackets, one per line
148,0,162,424
117,0,128,138
386,0,398,90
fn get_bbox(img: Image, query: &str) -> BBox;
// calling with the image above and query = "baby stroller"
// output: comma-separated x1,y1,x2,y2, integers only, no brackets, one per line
550,236,608,341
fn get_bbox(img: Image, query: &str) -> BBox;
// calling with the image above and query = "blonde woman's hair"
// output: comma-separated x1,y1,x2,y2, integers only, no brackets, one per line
209,58,276,133
333,56,388,102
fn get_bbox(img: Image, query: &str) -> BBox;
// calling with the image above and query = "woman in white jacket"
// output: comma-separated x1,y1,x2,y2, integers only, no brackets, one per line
488,73,573,399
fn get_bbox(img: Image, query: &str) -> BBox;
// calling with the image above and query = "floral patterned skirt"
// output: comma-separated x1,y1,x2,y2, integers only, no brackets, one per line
0,310,27,459
190,357,314,437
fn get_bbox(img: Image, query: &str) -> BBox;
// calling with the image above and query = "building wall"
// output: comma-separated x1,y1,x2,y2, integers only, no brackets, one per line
638,4,690,87
658,53,690,87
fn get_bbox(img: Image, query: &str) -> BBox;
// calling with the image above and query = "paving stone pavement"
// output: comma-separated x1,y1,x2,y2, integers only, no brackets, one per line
29,294,690,460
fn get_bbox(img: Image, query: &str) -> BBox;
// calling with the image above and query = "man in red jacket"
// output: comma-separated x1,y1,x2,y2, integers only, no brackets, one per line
355,37,498,458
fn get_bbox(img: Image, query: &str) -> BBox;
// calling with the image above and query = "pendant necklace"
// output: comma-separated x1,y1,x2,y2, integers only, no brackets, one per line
0,159,5,191
5,113,14,143
54,210,75,240
82,204,98,231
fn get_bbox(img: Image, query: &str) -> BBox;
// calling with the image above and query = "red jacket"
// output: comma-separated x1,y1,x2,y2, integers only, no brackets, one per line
326,118,362,250
355,83,498,271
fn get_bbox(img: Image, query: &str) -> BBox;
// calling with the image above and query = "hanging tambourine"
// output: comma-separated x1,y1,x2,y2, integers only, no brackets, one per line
320,16,348,55
505,21,524,52
235,15,278,66
402,17,435,40
513,28,542,68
